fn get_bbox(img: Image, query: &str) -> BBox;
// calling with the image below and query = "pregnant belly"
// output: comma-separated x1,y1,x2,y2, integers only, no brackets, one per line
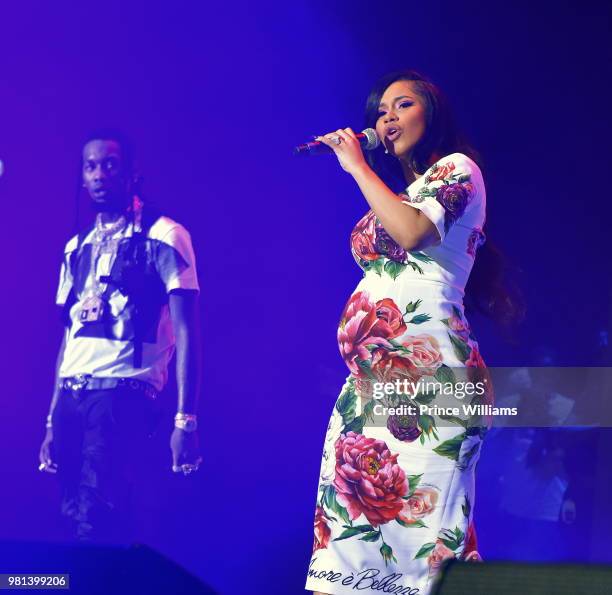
337,276,485,382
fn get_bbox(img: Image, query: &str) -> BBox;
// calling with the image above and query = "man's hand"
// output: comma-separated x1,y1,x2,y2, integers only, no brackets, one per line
170,427,201,475
38,428,58,473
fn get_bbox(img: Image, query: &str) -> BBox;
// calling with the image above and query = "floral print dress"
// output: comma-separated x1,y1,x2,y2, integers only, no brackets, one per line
306,153,491,595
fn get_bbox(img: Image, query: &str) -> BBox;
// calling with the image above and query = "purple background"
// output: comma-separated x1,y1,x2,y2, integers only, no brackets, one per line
1,1,611,592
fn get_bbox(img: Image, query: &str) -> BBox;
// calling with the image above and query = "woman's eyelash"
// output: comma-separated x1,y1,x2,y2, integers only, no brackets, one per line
377,102,413,117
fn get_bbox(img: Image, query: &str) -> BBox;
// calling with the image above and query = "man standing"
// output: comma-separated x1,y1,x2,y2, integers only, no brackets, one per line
39,130,202,543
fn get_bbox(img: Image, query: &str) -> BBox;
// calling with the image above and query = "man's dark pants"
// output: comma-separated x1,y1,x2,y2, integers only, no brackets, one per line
51,386,158,543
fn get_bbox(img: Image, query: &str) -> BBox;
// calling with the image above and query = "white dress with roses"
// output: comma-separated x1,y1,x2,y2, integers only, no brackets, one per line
306,153,492,595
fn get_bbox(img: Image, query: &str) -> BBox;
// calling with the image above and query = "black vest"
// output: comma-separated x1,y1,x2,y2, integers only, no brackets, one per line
62,207,167,368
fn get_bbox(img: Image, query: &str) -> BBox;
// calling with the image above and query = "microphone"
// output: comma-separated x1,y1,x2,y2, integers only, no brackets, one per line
293,128,380,156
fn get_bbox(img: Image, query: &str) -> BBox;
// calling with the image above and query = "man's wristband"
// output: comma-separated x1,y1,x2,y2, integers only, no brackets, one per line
175,413,197,432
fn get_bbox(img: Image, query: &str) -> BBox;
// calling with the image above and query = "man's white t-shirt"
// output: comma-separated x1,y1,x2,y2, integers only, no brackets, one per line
56,215,199,391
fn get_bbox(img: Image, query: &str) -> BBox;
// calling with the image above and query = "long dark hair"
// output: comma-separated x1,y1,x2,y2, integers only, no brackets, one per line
365,70,525,335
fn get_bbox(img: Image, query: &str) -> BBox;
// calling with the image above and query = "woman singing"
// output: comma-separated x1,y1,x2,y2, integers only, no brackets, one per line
305,70,511,595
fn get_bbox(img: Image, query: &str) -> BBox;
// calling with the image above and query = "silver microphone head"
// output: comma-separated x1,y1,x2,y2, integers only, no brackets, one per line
362,128,380,150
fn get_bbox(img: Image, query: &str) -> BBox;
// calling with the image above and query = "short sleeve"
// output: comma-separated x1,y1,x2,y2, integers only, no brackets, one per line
400,153,481,243
56,236,77,306
154,223,200,293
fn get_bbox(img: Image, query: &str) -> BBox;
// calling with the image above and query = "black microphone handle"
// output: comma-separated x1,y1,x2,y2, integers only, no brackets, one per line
293,132,370,156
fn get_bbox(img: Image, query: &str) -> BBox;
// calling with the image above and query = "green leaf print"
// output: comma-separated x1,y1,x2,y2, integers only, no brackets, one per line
369,258,384,276
418,414,437,437
359,531,382,542
410,251,433,263
396,517,427,529
361,258,385,276
406,260,424,275
414,542,436,559
380,543,397,566
433,432,467,461
356,358,377,381
435,528,464,552
335,382,357,425
344,415,365,434
456,173,471,183
343,398,375,434
362,399,377,421
405,300,422,314
451,305,463,319
413,390,437,406
435,364,457,385
383,260,407,280
448,332,471,363
323,485,351,524
408,313,432,325
454,526,465,543
440,527,456,540
407,473,423,496
334,524,375,541
418,186,438,199
440,537,459,551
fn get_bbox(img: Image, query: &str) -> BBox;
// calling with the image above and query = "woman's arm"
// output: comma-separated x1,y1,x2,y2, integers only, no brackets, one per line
351,165,439,251
316,128,439,251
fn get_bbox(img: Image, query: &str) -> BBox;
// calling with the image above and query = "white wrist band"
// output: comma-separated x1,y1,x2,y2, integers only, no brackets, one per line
174,413,197,432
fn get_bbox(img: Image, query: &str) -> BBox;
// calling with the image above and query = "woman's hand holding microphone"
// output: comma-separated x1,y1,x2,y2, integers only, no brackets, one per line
315,128,371,176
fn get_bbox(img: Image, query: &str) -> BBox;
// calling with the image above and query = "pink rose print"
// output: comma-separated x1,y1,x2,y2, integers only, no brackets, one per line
467,227,486,256
447,314,471,341
426,161,456,183
338,292,409,378
313,506,331,552
436,183,472,231
375,298,408,339
370,348,421,385
427,539,455,576
367,334,443,385
351,210,407,263
333,432,408,527
338,291,393,376
351,211,378,262
402,334,444,374
397,486,440,525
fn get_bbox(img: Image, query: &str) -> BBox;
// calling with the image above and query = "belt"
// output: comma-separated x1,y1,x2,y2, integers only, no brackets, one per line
59,374,158,400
